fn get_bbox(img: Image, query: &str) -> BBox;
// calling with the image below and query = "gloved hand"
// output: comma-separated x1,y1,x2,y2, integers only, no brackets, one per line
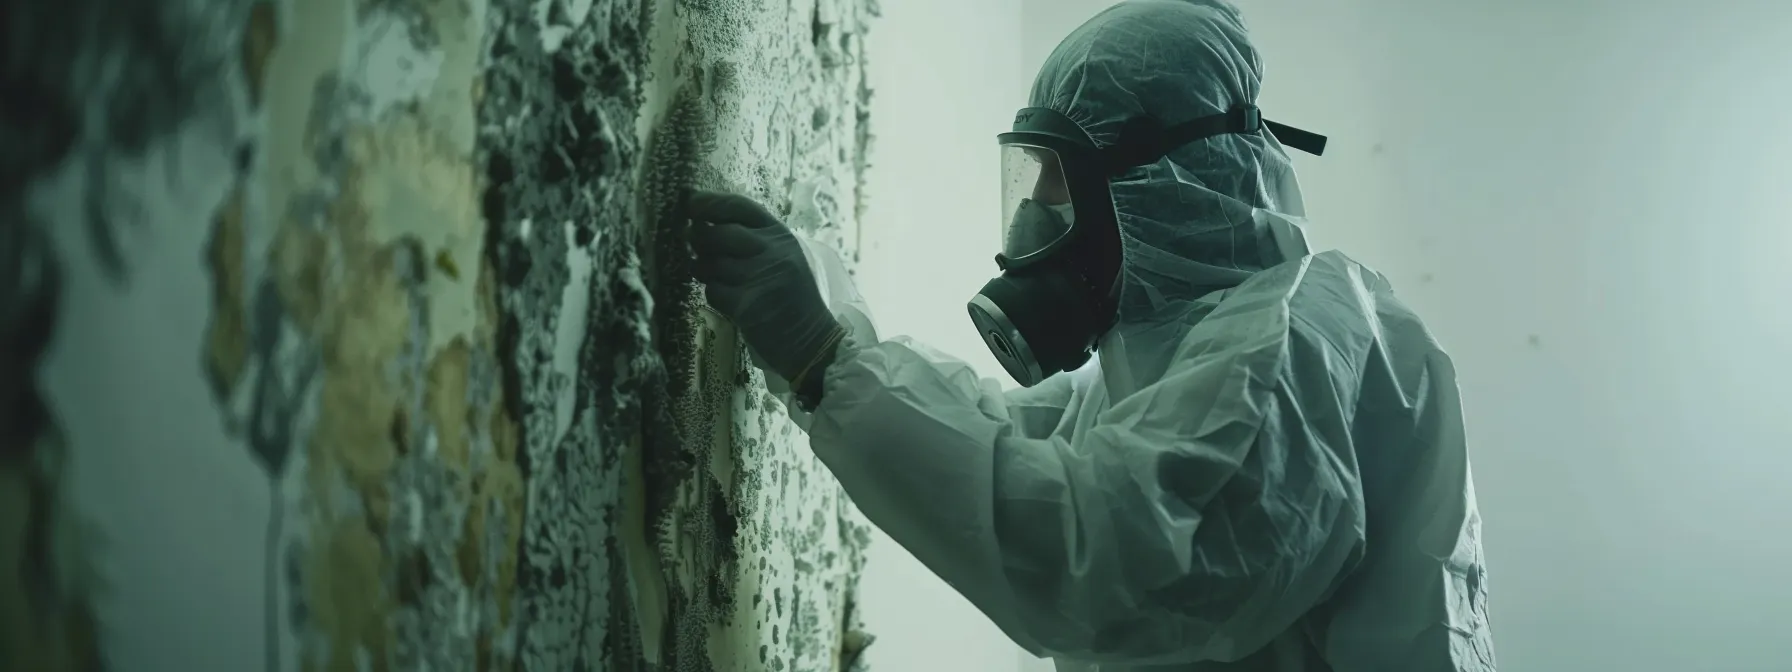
685,190,846,397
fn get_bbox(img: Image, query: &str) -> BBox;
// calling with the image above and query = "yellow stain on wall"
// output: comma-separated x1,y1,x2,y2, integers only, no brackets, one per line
252,0,519,667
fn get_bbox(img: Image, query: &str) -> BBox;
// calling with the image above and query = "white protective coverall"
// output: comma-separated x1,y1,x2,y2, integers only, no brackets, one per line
773,1,1499,670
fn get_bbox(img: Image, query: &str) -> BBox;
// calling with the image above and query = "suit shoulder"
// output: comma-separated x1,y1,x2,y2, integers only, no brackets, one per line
1280,253,1449,366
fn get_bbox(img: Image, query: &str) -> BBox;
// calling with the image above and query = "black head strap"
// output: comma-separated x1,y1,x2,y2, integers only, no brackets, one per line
1102,104,1327,174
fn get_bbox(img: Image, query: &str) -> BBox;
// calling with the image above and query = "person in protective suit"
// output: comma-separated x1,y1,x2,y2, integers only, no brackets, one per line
684,1,1498,670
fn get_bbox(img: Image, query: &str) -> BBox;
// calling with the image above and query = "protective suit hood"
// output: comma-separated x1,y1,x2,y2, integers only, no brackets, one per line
1030,0,1314,391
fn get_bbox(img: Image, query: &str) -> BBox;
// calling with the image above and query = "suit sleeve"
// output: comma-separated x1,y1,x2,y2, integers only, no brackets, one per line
805,282,1368,665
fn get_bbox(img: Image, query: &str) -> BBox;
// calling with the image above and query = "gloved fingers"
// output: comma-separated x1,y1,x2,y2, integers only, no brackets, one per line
687,190,782,229
689,251,764,287
689,220,769,259
701,282,753,317
701,283,803,378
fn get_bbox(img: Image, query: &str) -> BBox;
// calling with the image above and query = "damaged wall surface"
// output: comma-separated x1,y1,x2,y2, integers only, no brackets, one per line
1,0,877,670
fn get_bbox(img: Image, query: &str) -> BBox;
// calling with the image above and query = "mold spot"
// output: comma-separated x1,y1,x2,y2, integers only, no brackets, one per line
396,549,431,608
306,520,390,671
426,338,474,468
271,221,330,334
204,188,250,398
390,407,411,456
435,249,462,280
243,2,279,106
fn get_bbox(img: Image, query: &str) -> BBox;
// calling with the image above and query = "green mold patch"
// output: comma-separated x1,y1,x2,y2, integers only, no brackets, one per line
275,68,523,669
0,453,105,672
204,188,251,399
302,519,392,671
427,339,475,469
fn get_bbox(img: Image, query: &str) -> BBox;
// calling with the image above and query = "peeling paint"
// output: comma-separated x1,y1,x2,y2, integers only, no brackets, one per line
345,6,448,121
344,115,487,358
251,0,523,669
551,221,596,446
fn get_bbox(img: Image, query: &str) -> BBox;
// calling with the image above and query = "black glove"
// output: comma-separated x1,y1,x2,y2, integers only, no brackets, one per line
686,190,845,400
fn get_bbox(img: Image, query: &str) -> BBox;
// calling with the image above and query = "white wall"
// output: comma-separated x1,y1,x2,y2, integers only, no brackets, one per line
857,1,1031,671
1253,2,1792,669
1006,0,1792,670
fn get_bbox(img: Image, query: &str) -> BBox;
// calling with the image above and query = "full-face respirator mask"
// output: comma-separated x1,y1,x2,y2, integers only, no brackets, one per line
968,105,1328,387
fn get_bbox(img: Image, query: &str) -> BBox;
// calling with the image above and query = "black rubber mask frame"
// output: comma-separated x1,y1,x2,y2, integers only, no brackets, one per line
995,104,1325,267
973,105,1327,386
997,108,1120,268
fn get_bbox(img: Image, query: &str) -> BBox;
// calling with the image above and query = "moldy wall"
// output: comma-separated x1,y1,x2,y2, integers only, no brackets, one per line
0,0,878,670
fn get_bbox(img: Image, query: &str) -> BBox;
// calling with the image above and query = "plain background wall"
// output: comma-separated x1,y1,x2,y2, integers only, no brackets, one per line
1240,1,1792,669
1247,2,1792,670
867,1,1792,671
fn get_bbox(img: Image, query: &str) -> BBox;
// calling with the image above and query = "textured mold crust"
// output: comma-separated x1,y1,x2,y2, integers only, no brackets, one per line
478,0,656,669
635,0,881,671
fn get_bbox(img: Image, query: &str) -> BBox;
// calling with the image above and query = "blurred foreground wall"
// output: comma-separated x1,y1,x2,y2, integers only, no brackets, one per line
0,0,878,670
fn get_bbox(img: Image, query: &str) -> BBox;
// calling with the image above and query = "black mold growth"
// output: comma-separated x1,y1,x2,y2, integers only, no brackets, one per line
480,0,683,669
639,80,719,560
490,0,879,669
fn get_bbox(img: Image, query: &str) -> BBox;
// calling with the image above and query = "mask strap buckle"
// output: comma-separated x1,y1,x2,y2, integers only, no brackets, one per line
1104,104,1329,174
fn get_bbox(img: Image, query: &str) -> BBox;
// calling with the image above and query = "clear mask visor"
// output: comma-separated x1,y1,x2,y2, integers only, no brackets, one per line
1000,144,1077,262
